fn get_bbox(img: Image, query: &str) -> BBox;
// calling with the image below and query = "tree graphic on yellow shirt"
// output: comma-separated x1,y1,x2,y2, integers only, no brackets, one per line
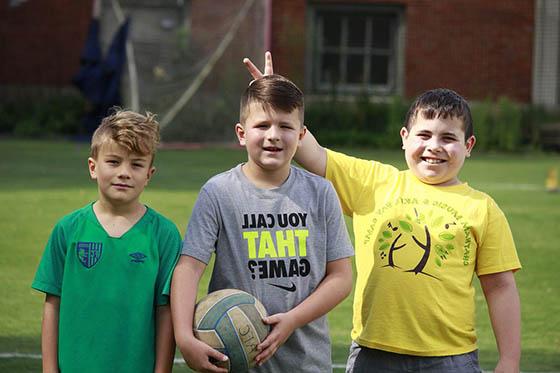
378,208,456,279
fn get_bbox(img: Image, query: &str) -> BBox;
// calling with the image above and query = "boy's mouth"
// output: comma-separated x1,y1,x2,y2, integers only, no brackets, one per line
263,146,282,152
421,157,445,164
112,183,133,189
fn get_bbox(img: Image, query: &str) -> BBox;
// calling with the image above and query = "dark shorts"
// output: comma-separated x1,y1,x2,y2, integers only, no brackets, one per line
346,342,482,373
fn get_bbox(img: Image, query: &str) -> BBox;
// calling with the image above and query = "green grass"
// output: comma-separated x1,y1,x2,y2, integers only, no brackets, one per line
1,139,559,371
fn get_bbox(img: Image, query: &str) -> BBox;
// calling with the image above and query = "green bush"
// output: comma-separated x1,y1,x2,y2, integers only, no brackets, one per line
496,97,522,151
385,95,408,148
307,94,560,151
470,100,493,151
307,95,409,149
3,91,558,150
0,95,85,138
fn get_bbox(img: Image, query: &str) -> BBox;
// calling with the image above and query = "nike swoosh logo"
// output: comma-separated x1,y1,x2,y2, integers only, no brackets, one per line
268,282,297,292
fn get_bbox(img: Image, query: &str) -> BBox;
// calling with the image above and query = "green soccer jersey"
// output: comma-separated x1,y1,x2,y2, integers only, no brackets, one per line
32,203,181,373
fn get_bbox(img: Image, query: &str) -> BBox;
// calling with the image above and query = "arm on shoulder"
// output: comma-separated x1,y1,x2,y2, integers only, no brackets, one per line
171,255,228,373
296,129,327,177
255,257,353,366
42,294,60,373
479,270,521,373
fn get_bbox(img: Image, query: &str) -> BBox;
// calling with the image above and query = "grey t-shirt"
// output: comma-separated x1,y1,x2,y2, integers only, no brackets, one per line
183,164,354,373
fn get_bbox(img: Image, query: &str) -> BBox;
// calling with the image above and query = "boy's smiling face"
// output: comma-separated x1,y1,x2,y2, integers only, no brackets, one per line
401,115,476,186
88,140,155,207
236,103,305,176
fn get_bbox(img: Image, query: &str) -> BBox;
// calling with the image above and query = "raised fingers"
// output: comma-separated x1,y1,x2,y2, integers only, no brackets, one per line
263,51,274,75
243,58,263,80
243,51,275,81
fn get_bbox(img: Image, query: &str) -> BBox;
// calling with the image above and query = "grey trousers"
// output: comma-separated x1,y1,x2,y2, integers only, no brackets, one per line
346,342,482,373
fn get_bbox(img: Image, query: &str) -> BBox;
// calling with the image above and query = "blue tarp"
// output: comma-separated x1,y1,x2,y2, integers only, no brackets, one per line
73,18,130,135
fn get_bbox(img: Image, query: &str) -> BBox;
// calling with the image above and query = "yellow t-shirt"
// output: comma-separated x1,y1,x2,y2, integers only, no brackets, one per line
326,149,521,356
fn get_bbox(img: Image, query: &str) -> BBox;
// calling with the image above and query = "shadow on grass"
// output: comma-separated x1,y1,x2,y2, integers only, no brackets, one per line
480,347,560,371
1,344,559,372
0,358,42,372
0,335,40,353
0,336,41,373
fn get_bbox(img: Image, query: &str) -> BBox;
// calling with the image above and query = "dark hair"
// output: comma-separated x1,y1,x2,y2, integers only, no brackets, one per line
405,88,473,139
240,74,304,125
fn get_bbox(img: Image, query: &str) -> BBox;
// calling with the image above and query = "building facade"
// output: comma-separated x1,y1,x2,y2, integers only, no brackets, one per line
1,0,559,107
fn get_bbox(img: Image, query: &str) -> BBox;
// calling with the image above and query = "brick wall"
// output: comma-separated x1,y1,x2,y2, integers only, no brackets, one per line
270,0,307,88
270,0,534,102
0,0,93,86
1,0,535,102
404,0,534,102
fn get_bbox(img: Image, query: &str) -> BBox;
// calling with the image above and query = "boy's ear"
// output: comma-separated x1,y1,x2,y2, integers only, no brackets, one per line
145,166,156,184
465,135,476,157
235,123,246,146
298,125,307,142
88,157,97,180
400,127,409,149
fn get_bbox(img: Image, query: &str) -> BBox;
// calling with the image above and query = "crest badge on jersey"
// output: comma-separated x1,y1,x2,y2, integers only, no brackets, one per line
76,242,103,268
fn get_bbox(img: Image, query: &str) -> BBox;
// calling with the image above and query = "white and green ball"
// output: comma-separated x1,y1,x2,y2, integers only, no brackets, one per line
194,289,270,372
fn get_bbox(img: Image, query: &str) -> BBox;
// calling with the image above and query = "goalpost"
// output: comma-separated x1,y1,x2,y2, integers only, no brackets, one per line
99,0,265,142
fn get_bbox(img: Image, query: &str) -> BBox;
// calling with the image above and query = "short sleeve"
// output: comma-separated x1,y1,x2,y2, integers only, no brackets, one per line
325,149,398,216
476,199,521,276
32,222,67,296
157,224,182,305
324,181,355,262
181,187,221,264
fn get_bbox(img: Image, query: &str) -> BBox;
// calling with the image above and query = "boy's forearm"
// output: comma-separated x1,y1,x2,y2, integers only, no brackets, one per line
480,271,521,370
288,257,352,329
155,305,175,373
42,294,60,373
294,129,327,177
170,256,206,352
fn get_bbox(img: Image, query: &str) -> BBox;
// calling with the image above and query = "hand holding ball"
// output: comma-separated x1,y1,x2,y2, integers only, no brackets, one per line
194,289,270,372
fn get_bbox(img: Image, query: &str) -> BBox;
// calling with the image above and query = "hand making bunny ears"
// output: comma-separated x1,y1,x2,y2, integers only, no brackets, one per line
243,51,274,83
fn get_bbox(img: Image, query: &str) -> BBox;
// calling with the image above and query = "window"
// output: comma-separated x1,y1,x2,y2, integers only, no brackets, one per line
308,5,404,95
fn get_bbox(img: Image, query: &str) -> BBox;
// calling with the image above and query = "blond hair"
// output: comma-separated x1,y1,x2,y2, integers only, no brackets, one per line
90,110,160,163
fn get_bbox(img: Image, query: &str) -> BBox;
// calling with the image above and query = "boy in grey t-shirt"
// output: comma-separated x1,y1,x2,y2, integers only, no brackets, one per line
171,74,354,373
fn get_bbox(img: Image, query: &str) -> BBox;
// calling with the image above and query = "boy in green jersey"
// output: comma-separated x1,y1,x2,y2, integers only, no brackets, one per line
32,110,181,373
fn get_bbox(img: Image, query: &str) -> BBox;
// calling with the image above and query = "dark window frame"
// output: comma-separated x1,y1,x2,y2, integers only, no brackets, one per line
306,3,405,96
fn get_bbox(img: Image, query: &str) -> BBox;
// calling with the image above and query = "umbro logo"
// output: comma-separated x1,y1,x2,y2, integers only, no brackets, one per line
268,282,297,292
129,252,147,263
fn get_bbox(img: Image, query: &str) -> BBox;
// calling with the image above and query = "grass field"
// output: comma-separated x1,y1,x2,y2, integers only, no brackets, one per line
1,139,559,372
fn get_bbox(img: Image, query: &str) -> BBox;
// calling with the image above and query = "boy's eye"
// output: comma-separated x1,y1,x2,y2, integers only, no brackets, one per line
107,160,119,165
132,163,145,168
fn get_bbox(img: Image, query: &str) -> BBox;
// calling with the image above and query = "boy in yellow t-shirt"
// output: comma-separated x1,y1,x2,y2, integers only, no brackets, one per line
245,53,521,373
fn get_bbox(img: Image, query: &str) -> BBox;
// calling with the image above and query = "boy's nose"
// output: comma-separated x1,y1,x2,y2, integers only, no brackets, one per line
117,165,132,178
266,126,280,140
427,139,443,152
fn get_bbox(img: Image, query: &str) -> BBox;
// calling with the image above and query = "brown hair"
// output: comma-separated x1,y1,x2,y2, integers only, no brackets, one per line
405,88,473,140
90,110,160,163
240,74,304,125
